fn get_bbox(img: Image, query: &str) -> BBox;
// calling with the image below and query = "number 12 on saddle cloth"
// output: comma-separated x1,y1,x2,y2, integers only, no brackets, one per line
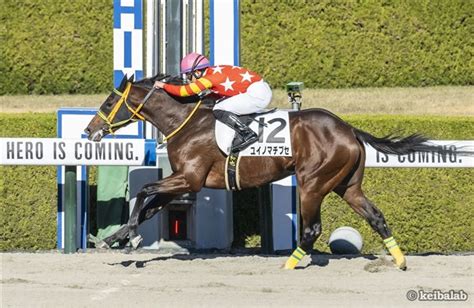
215,110,293,157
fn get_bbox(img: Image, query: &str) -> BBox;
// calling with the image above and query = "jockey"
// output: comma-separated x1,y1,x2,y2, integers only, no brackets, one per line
154,52,272,152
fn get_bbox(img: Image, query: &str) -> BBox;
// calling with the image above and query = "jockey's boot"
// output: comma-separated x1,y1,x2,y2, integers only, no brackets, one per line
213,110,258,152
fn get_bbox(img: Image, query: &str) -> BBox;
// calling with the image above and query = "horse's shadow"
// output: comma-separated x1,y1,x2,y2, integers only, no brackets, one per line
107,248,259,268
106,248,378,269
305,252,378,268
108,253,203,268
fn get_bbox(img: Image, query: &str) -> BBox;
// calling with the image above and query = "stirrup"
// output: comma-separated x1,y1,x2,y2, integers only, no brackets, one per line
231,133,258,152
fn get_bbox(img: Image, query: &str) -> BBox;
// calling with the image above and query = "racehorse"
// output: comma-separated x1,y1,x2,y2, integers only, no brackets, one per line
85,75,442,270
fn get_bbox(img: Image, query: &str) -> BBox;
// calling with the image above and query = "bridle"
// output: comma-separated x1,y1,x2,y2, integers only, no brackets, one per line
97,82,153,135
96,76,203,141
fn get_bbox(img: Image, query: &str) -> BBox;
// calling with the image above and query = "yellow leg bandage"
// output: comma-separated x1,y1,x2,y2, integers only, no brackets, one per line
284,247,306,270
384,236,407,270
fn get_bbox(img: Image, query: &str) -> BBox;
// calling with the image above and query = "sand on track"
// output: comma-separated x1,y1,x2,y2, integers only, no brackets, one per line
1,251,472,307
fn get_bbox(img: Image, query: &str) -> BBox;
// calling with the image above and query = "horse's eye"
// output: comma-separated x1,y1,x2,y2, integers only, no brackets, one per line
105,97,115,108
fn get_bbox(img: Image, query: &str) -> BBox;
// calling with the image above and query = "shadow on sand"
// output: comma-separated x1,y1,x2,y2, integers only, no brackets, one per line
306,252,378,268
105,248,378,269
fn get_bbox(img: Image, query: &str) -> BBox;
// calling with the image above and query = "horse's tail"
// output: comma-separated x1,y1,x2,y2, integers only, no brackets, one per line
353,128,439,155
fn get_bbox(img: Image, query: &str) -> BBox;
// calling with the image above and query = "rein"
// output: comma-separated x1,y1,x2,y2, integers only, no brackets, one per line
163,100,202,142
98,79,202,141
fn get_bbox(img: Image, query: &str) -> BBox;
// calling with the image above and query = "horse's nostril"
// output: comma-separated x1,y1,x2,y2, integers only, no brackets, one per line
84,128,90,134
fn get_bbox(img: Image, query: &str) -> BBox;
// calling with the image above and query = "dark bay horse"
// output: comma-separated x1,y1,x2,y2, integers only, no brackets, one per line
85,75,442,270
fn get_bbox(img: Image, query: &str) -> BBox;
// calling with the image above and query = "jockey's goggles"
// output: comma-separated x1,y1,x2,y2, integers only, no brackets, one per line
186,69,204,81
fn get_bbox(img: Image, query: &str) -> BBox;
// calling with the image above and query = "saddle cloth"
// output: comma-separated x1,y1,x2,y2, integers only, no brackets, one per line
215,110,293,157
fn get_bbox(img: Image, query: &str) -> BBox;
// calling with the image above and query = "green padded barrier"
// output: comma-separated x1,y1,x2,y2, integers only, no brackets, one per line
95,166,129,244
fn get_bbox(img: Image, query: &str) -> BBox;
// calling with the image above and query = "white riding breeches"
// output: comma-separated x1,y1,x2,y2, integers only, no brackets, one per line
213,80,272,115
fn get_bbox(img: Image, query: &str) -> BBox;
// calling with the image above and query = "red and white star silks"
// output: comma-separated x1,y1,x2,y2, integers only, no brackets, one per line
163,65,262,97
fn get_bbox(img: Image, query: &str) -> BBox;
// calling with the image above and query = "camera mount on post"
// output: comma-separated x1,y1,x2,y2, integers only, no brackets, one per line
286,82,304,111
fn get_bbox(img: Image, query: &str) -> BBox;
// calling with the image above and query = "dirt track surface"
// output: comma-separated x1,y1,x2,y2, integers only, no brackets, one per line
1,252,472,307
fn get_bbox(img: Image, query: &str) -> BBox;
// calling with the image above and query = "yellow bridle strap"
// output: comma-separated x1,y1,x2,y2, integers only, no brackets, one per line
163,100,203,142
109,82,132,121
97,110,115,134
97,82,146,134
125,100,145,121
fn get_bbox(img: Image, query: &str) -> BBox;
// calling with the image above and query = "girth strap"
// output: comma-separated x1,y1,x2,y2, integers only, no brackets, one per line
225,152,242,191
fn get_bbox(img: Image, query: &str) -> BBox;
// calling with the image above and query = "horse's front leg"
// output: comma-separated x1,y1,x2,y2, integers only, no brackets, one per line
97,172,194,249
127,172,194,249
95,224,129,249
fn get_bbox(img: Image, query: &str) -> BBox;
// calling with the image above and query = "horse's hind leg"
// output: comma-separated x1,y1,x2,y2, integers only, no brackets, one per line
284,139,362,269
284,191,323,269
300,193,323,253
336,184,407,270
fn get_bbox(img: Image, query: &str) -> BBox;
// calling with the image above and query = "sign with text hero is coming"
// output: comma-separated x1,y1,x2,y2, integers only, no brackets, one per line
365,140,473,168
0,138,156,166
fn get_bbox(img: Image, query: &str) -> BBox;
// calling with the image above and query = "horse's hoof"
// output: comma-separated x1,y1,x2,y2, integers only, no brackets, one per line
96,240,110,249
393,258,407,271
398,261,407,271
283,258,298,270
396,257,407,270
130,235,143,250
122,246,133,254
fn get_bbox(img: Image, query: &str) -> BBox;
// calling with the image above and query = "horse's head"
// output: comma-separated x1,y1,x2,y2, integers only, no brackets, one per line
85,74,148,141
85,73,212,141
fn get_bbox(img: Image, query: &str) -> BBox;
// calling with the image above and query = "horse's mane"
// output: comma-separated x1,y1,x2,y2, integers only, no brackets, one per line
133,73,216,105
134,73,184,88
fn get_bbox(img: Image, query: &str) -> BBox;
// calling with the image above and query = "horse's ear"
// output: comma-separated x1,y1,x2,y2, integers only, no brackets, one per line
118,74,128,91
128,74,135,83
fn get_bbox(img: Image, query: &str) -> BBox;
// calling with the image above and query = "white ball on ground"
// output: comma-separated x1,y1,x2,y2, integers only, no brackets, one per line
328,226,363,254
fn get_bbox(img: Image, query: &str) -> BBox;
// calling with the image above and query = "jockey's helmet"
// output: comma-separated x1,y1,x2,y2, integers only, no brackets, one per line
180,53,210,74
